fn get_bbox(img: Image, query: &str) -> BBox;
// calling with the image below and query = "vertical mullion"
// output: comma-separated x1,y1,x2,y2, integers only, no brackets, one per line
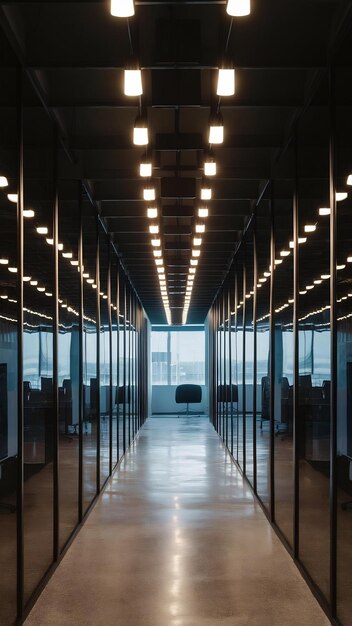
116,265,120,460
78,183,83,521
293,128,300,560
108,242,113,475
329,63,337,618
269,184,275,523
96,220,101,492
229,289,233,456
243,260,247,473
123,280,127,453
253,211,258,494
53,129,59,561
16,64,24,622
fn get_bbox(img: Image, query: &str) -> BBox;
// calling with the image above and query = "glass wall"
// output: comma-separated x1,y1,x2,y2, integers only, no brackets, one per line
0,34,18,626
209,57,352,626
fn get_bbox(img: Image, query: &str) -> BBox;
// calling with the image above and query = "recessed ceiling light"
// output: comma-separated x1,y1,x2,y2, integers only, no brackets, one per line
153,249,162,257
23,209,35,218
151,238,161,247
198,207,209,218
0,257,9,265
280,250,290,257
319,207,331,216
0,176,8,187
304,224,316,233
195,224,205,233
37,226,48,235
204,160,216,177
8,267,17,273
7,193,18,203
149,224,159,234
336,192,348,202
193,237,202,246
192,249,201,257
201,187,212,201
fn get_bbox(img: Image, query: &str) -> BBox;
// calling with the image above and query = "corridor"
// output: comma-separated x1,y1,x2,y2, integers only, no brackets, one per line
25,418,330,626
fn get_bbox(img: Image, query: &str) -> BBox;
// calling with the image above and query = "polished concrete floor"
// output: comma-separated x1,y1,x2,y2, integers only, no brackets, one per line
24,417,331,626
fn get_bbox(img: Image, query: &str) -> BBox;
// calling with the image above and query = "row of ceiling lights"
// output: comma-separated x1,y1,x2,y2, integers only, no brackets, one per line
111,0,250,324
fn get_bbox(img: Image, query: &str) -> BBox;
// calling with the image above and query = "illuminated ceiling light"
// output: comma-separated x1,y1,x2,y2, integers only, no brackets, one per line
321,274,330,280
23,209,35,218
192,249,201,257
226,0,251,16
124,68,143,96
319,207,330,216
193,237,202,246
110,0,135,17
45,292,53,297
7,193,18,203
264,272,271,278
306,285,314,290
0,257,9,265
274,259,283,265
259,278,267,283
143,187,155,201
8,267,17,273
201,187,212,200
70,260,79,266
149,224,159,234
157,267,165,274
189,267,196,274
195,223,205,233
46,238,54,245
58,243,64,251
153,249,162,257
83,273,89,278
22,276,31,282
133,117,149,146
304,224,316,233
37,286,45,292
347,175,352,186
0,293,8,300
289,238,307,248
0,176,8,187
198,207,209,218
151,238,161,247
280,250,290,257
62,252,73,259
299,290,307,295
190,259,198,266
87,278,94,284
204,159,216,177
337,264,346,270
92,284,97,289
147,207,158,218
140,162,152,177
103,295,108,299
209,113,224,144
336,192,348,202
314,279,323,284
155,259,163,266
36,226,48,235
217,68,235,97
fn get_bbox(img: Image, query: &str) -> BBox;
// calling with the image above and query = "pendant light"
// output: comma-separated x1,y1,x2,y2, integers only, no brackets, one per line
217,68,235,96
204,156,217,177
111,0,135,17
226,0,251,16
133,115,149,146
140,161,152,177
209,112,224,145
124,68,143,96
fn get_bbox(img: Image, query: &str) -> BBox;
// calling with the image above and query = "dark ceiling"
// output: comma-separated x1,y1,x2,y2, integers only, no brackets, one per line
0,0,347,324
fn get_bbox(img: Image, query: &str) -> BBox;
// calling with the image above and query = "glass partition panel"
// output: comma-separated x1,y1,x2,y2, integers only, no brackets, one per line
111,257,118,467
118,277,125,457
0,37,18,624
99,227,110,485
23,78,54,601
272,145,294,546
297,76,331,600
82,200,98,513
244,232,254,484
335,35,352,625
256,194,271,508
236,257,244,469
58,172,80,549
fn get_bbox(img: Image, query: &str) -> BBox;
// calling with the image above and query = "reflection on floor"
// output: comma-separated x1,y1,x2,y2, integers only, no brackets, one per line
24,417,330,626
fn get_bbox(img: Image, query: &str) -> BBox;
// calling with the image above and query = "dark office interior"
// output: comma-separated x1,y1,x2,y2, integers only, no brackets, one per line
1,1,352,625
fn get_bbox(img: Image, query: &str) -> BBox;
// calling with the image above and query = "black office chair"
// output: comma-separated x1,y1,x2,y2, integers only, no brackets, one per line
175,384,202,417
217,384,238,403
